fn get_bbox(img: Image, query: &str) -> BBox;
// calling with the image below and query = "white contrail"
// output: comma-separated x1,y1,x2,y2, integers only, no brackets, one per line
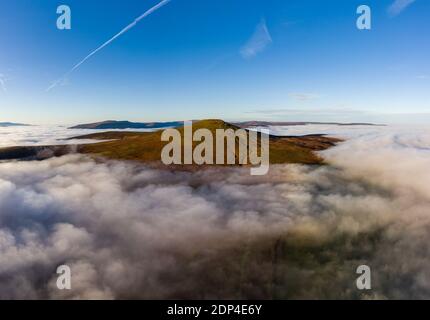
47,0,171,92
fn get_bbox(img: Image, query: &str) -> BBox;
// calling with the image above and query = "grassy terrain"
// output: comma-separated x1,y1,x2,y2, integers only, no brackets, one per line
0,120,341,165
74,119,342,166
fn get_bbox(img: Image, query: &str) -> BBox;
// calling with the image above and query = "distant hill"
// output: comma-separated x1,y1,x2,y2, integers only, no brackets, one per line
69,120,182,130
234,121,383,128
0,122,30,127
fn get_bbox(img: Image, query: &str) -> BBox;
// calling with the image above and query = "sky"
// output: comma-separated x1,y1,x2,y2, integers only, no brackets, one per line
0,0,429,125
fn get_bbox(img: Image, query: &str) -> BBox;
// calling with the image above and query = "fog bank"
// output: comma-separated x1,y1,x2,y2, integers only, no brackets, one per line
0,125,429,299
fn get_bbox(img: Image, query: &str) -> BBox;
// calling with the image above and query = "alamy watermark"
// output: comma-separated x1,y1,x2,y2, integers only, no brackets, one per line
57,5,71,30
356,265,371,290
56,265,71,290
160,121,270,175
54,4,370,31
357,5,372,30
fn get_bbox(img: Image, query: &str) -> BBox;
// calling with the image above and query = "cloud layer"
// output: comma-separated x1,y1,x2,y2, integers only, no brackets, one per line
0,125,430,299
0,125,158,148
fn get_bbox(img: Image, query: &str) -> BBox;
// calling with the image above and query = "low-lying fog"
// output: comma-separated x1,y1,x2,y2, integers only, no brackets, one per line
0,124,429,299
0,125,159,148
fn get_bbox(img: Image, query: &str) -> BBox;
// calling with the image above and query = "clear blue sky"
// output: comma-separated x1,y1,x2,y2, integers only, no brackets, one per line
0,0,429,124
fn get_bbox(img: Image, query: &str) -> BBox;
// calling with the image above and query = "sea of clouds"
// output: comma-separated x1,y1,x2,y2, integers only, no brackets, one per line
0,124,430,299
0,125,159,148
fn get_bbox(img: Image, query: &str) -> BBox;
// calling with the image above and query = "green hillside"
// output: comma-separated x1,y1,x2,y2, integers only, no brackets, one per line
74,119,341,166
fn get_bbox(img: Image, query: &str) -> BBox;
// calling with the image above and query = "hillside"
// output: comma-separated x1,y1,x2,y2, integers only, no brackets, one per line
73,119,342,166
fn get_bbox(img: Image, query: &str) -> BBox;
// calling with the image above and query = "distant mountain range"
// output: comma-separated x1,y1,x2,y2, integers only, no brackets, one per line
69,120,183,130
70,120,382,130
0,122,30,127
233,121,383,128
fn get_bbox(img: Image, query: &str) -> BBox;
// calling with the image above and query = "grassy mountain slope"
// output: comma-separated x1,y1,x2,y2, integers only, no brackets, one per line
74,119,341,165
0,120,341,165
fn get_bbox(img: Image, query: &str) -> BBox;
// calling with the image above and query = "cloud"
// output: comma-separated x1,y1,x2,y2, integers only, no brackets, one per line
388,0,416,17
244,107,368,121
47,0,171,92
1,125,430,298
0,125,160,148
288,93,320,101
0,73,7,92
246,108,360,114
240,19,272,59
416,75,429,80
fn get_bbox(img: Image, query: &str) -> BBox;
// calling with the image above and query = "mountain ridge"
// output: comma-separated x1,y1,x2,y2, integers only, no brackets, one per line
69,120,182,129
233,121,384,127
0,122,31,127
69,119,383,130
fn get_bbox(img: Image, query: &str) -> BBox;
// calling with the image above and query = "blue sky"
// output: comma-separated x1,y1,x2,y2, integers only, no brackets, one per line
0,0,429,124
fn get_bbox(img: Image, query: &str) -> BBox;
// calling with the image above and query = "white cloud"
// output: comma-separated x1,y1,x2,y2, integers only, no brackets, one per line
288,92,320,101
240,19,272,59
1,125,430,298
416,75,429,80
0,73,7,92
388,0,416,17
0,125,160,148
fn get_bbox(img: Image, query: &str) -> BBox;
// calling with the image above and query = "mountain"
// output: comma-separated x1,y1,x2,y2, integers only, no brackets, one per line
0,122,30,127
69,120,182,129
70,120,382,130
0,119,342,165
73,119,341,166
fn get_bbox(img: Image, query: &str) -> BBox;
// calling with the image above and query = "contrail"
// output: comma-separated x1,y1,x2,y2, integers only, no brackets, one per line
47,0,171,92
